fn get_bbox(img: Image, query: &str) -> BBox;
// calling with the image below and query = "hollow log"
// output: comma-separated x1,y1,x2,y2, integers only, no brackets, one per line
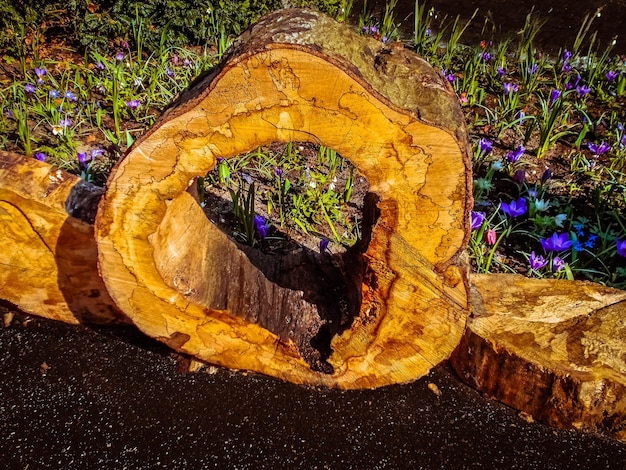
0,151,122,324
95,9,473,389
451,274,626,441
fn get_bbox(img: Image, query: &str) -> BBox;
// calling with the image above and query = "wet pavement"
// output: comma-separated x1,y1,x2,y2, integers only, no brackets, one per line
2,312,626,468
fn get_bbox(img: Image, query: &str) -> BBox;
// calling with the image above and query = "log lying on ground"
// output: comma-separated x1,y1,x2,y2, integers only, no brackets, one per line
0,151,122,324
451,274,626,442
95,9,473,389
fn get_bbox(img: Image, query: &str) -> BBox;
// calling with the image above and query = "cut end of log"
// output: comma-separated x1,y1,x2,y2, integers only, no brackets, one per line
452,274,626,442
95,9,472,388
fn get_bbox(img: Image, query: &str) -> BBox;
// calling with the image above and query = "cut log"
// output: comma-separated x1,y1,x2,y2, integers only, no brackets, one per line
0,151,123,324
451,274,626,442
95,9,473,389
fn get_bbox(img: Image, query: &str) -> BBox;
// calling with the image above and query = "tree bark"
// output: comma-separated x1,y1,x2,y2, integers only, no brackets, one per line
451,274,626,442
95,8,473,389
0,151,123,324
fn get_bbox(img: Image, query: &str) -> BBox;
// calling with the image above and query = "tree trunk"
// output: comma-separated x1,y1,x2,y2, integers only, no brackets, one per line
95,9,473,389
0,151,123,324
451,274,626,442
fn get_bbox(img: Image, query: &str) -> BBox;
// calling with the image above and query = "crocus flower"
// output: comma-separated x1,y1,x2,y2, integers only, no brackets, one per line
540,232,572,252
319,238,329,254
34,67,46,84
64,91,77,102
565,75,581,90
485,229,497,245
505,145,525,162
274,167,283,177
479,51,492,62
478,138,493,155
586,141,611,156
496,67,506,78
616,239,626,257
562,49,572,62
253,215,270,240
95,61,106,71
470,211,486,230
527,63,538,75
77,152,90,169
606,70,619,82
576,84,591,97
503,82,519,95
529,251,548,270
33,152,45,161
513,169,526,184
552,257,566,272
541,168,552,182
442,70,455,82
49,89,59,99
24,83,36,94
549,88,561,106
126,99,140,109
166,68,175,78
500,197,527,218
115,51,124,61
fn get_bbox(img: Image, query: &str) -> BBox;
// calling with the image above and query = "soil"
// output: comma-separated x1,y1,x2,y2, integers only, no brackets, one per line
2,1,626,468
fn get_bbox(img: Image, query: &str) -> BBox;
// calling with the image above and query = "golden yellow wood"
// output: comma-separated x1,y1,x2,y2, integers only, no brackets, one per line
0,151,122,324
95,9,473,388
452,274,626,441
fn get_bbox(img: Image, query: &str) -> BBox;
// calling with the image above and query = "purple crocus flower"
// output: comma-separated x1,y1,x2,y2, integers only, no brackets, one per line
576,84,591,97
49,89,59,99
527,63,538,75
565,75,581,90
529,251,548,270
58,117,72,128
513,169,526,184
115,51,124,61
253,215,270,240
274,167,283,177
506,145,525,162
77,152,90,169
479,51,492,62
496,67,506,78
549,89,561,106
34,67,46,84
562,49,572,62
478,138,493,155
24,83,36,94
126,99,140,109
470,211,486,230
33,152,45,161
500,197,527,218
503,82,519,95
319,238,329,254
616,239,626,257
606,70,619,82
540,232,572,252
95,61,106,71
552,256,566,272
541,168,552,182
64,91,77,102
166,68,175,78
442,70,455,83
586,141,611,156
